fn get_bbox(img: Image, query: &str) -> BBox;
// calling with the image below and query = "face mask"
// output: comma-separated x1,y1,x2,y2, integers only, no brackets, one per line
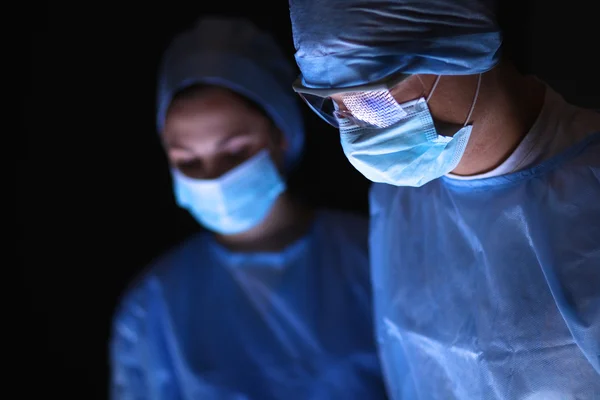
171,149,285,235
338,75,481,187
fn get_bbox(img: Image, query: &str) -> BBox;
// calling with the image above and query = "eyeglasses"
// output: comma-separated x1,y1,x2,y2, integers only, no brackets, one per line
292,71,411,128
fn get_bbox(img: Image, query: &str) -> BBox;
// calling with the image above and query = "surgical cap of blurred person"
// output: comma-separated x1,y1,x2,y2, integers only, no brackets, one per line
290,0,503,88
157,17,304,171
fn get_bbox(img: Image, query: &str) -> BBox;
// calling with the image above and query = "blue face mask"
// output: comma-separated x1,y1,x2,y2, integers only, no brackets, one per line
338,75,480,187
172,149,286,235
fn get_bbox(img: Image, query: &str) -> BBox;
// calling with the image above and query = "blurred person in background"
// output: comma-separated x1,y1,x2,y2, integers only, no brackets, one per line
109,16,388,400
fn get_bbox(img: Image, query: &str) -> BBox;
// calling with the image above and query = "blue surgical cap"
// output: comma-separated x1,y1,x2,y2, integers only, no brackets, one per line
157,17,304,171
290,0,503,88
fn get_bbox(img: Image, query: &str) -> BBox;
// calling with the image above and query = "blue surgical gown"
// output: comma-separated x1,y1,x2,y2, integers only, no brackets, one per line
110,210,388,400
370,132,600,399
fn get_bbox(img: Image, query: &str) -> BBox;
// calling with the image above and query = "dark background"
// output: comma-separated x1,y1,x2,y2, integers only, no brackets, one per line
27,1,598,397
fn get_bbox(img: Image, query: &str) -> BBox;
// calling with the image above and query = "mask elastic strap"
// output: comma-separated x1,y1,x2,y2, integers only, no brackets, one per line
426,76,442,103
464,74,482,126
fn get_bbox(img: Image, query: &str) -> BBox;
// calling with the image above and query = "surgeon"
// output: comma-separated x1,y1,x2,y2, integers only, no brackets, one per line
288,0,600,398
109,16,388,400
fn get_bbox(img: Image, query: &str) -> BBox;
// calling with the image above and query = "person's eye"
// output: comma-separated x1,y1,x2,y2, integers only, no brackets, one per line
177,159,203,173
227,146,252,160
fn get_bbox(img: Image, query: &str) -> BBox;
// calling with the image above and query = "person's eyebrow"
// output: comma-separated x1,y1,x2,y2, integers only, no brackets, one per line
216,131,249,150
163,136,189,151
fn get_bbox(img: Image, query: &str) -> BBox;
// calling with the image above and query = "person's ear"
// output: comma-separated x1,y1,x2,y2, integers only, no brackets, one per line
272,126,288,151
280,136,289,152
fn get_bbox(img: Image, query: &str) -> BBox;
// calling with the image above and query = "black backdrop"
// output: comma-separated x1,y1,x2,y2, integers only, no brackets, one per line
27,1,598,397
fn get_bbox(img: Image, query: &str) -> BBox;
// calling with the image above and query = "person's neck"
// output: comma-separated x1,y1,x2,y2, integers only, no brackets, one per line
215,192,315,253
451,63,546,176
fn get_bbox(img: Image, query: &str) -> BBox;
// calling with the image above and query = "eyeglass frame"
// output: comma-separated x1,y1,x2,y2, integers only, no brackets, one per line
291,70,412,127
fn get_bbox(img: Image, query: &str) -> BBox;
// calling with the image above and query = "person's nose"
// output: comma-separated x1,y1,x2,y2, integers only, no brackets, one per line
202,158,235,180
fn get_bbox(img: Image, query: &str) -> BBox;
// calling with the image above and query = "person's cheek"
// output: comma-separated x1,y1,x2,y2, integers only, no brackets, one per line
390,76,430,104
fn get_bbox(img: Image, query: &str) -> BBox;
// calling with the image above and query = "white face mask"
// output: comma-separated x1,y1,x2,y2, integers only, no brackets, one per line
171,149,286,234
338,75,481,187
